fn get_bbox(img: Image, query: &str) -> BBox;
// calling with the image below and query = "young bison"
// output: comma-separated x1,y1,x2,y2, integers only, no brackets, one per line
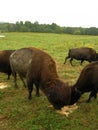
0,50,15,79
70,61,98,104
64,47,97,65
10,47,71,109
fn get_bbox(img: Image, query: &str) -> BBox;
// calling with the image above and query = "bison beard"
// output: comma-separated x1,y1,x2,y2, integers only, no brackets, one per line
10,47,71,109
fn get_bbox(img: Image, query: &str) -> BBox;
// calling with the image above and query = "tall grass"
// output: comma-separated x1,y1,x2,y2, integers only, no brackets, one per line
0,32,98,130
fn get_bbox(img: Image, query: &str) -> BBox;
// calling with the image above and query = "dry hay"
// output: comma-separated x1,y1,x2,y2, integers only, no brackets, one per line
0,83,8,89
56,103,78,117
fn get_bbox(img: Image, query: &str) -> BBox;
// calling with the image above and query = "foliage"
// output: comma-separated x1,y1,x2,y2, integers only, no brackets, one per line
0,33,98,130
1,21,98,35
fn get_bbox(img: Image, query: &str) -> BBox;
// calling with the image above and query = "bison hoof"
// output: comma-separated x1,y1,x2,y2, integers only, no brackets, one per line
86,99,90,103
28,96,32,100
36,94,40,97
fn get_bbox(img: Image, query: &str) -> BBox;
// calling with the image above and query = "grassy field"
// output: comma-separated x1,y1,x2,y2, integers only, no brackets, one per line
0,32,98,130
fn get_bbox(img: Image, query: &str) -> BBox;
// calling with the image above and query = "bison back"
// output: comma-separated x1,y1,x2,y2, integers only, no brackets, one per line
10,48,33,77
10,47,58,80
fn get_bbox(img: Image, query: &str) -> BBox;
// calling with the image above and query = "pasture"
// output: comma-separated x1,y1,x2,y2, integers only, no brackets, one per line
0,32,98,130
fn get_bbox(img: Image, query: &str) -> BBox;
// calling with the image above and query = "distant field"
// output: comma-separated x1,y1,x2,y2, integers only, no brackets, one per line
0,32,98,130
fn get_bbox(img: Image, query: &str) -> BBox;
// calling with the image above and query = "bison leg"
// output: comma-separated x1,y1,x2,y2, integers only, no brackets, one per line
80,60,84,65
7,74,10,80
70,58,73,66
14,73,18,88
35,83,40,97
87,91,97,103
12,72,18,88
64,56,69,64
27,80,33,100
7,71,12,80
19,75,27,88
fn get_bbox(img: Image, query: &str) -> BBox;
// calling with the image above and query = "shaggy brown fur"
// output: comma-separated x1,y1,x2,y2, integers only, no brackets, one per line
70,61,98,104
10,47,71,109
0,50,15,79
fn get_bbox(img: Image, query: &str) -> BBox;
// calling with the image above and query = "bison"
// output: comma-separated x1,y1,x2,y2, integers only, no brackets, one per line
70,61,98,104
10,47,72,109
0,50,15,79
64,47,97,65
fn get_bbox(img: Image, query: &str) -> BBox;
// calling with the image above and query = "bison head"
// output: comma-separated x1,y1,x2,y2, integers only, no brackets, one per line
70,87,82,105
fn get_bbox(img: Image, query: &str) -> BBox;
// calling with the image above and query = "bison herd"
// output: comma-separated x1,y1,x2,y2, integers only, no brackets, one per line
0,47,98,110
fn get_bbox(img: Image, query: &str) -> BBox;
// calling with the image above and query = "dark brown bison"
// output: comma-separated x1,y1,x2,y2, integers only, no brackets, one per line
70,61,98,104
0,50,15,79
64,47,97,65
10,47,71,109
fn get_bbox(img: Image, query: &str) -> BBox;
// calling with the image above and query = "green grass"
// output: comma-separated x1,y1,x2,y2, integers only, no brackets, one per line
0,32,98,130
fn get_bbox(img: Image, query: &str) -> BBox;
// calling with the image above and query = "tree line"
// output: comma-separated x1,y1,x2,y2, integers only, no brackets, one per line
0,21,98,35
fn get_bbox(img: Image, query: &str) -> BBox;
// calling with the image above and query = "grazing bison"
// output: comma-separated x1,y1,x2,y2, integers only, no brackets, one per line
10,47,72,109
70,61,98,104
0,50,15,79
64,47,97,65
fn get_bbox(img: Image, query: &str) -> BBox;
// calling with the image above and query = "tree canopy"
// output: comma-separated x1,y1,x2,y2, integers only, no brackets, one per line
0,21,98,35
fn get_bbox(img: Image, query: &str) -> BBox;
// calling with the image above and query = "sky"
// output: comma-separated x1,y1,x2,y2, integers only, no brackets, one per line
0,0,98,27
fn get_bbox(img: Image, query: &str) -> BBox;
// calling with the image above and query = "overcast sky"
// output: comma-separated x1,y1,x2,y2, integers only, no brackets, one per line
0,0,98,27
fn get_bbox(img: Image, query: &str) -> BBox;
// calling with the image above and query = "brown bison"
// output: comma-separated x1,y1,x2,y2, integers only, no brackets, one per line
10,47,72,109
0,50,15,79
64,47,97,65
70,61,98,104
